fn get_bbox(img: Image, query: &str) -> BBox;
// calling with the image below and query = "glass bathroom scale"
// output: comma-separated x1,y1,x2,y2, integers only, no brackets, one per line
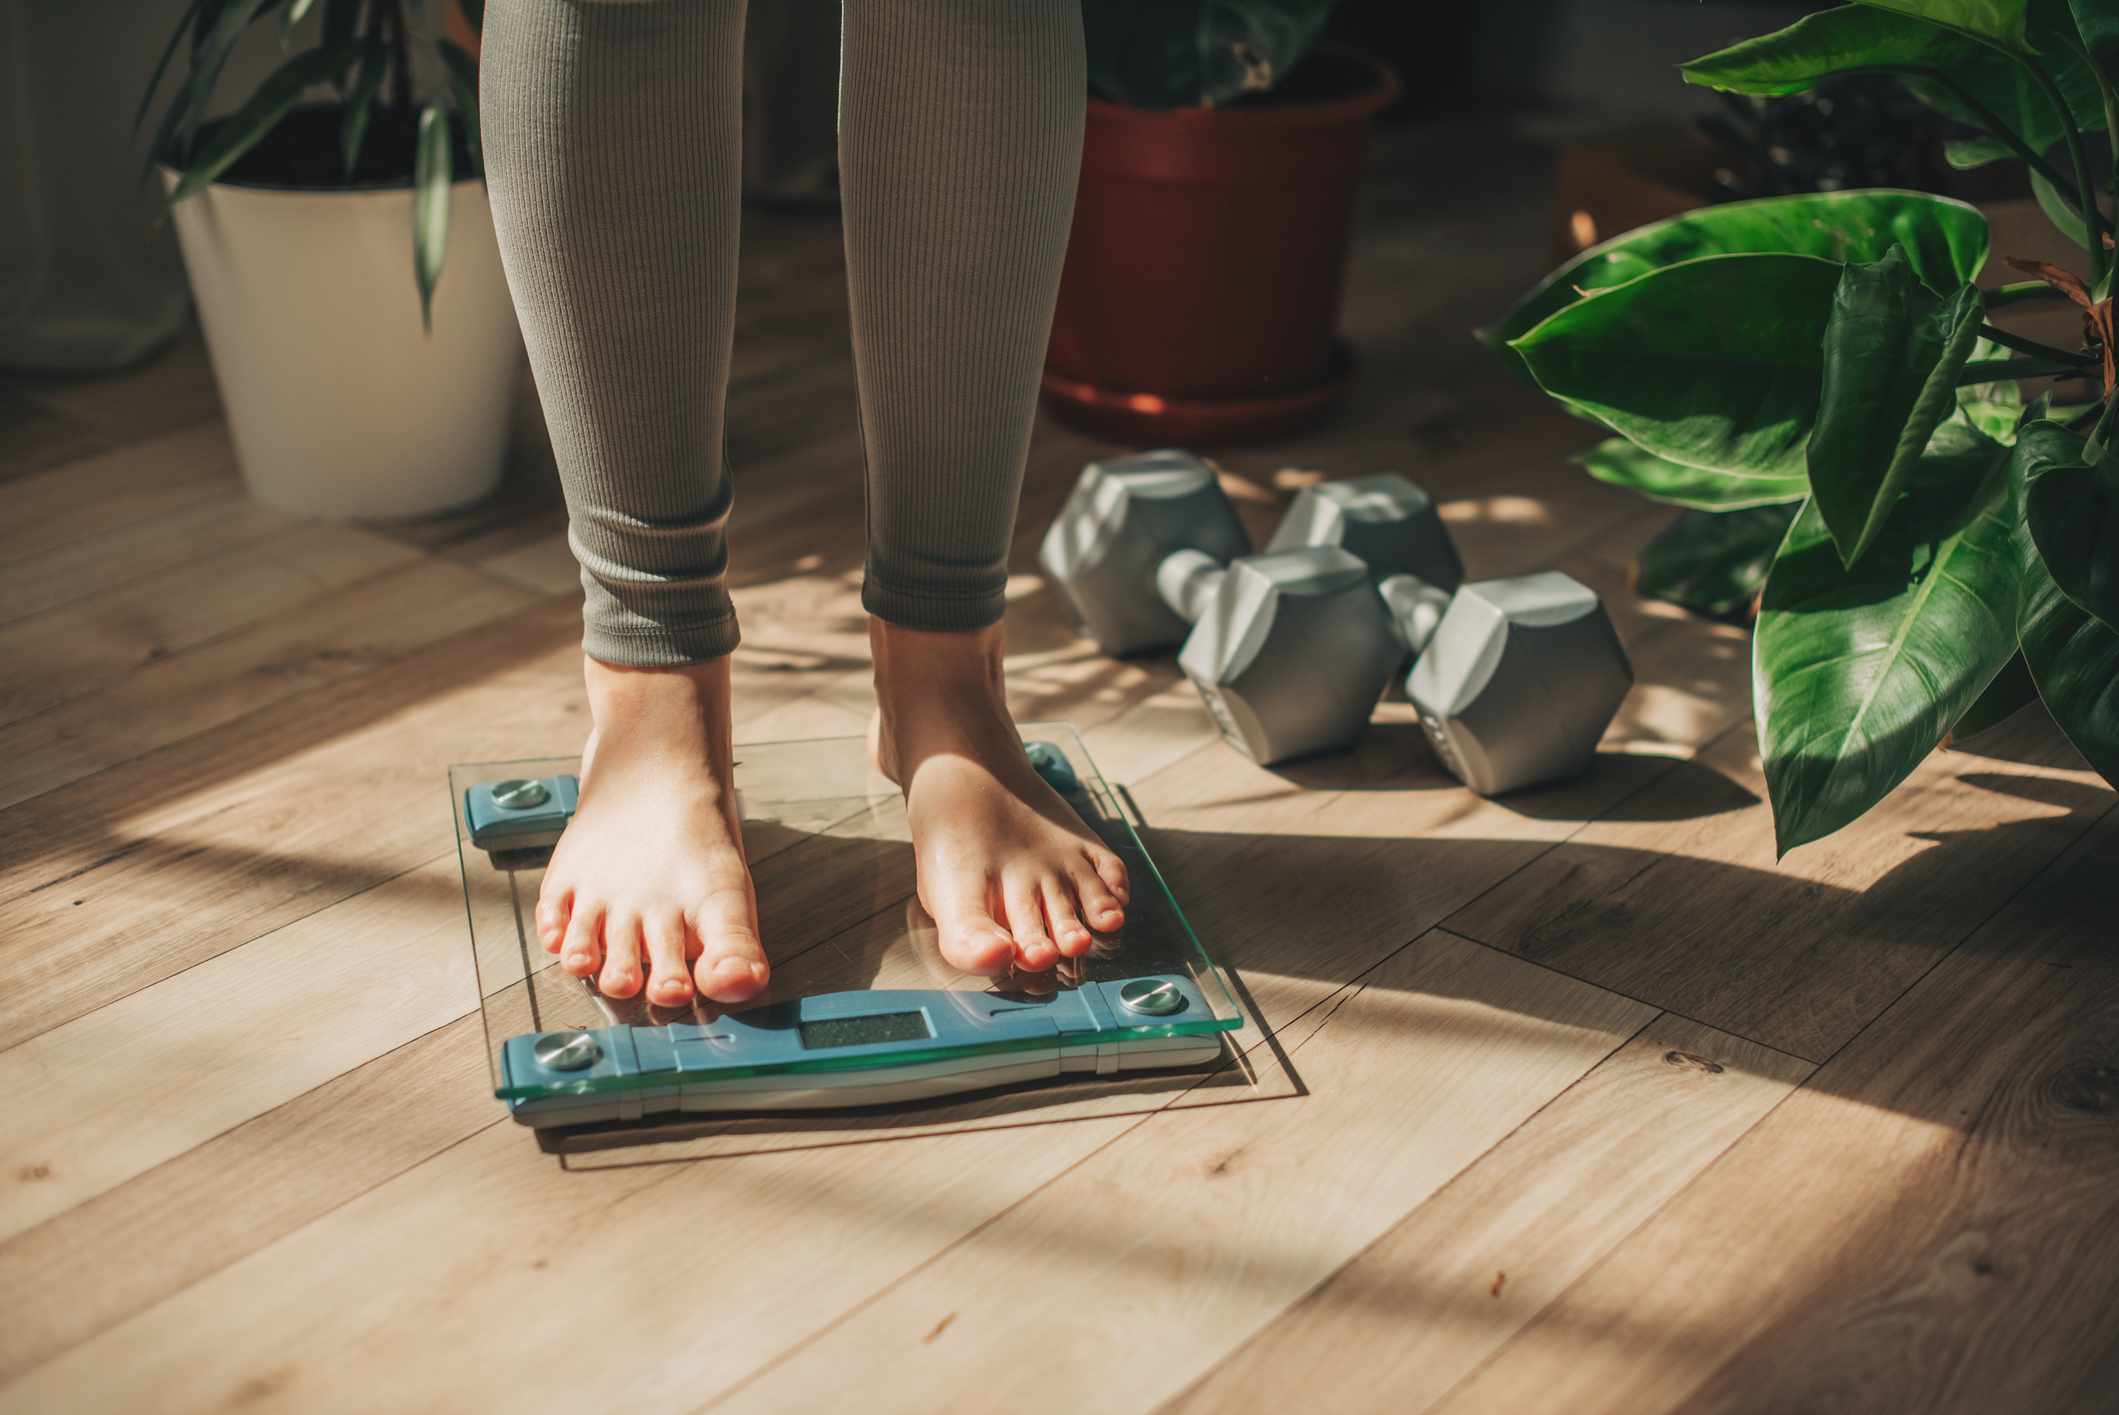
452,724,1244,1135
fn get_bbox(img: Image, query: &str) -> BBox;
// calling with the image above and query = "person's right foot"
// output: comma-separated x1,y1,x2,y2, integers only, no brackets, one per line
534,654,769,1006
869,619,1130,976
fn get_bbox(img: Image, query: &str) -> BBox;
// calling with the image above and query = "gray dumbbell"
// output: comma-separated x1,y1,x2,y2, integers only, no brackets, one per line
1175,550,1633,792
1267,474,1465,593
1039,450,1251,656
1166,545,1408,765
1268,473,1466,694
1394,571,1634,795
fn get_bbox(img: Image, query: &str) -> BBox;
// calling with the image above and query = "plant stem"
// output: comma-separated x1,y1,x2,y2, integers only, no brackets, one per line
2086,391,2119,465
1892,65,2086,213
387,1,413,125
1986,280,2074,309
2022,55,2109,286
2057,27,2119,290
1957,356,2096,383
1977,324,2093,363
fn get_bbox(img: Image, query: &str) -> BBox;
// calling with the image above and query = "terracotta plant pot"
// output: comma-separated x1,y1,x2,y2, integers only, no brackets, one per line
1042,50,1400,446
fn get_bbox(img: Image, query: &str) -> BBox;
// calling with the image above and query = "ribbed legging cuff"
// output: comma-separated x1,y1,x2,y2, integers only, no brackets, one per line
861,576,1006,634
582,617,742,669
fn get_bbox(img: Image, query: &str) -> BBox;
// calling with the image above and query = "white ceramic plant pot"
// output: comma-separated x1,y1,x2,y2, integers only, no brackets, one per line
162,169,523,519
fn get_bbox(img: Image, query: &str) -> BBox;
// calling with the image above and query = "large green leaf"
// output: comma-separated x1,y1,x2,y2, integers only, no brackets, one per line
2068,0,2119,73
1636,504,1801,619
166,44,359,202
1487,190,1989,356
2021,421,2119,630
1855,0,2031,53
2031,160,2094,246
2020,551,2119,786
1954,337,2025,442
1511,254,1843,478
1684,6,2102,171
1576,438,1809,510
1808,250,1986,566
1684,6,1970,92
1952,650,2041,734
413,104,453,333
1755,435,2022,853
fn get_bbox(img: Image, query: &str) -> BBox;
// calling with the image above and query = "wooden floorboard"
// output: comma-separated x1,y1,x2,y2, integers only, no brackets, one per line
1443,710,2114,1060
1428,809,2119,1415
2,121,2112,1413
1166,1007,1814,1415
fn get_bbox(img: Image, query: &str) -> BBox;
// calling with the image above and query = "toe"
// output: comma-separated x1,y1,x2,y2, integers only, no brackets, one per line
1087,845,1131,906
597,913,645,999
1071,860,1126,933
691,881,769,1003
1002,873,1058,971
927,876,1017,976
642,912,694,1006
1040,875,1093,957
559,899,603,977
535,886,571,955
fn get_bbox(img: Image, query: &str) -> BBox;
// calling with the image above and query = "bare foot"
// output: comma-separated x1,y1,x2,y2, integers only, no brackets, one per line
535,655,768,1005
870,619,1131,975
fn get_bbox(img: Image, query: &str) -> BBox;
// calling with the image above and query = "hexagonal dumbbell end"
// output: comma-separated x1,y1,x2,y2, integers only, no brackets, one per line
1267,474,1464,593
1039,450,1251,656
1176,547,1403,766
1403,572,1632,795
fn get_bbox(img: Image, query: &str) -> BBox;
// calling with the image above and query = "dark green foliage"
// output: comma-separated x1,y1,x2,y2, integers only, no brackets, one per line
1082,0,1342,108
1489,0,2119,850
136,0,482,320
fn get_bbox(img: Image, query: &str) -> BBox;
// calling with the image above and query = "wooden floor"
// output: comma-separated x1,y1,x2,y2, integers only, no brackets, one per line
4,126,2117,1414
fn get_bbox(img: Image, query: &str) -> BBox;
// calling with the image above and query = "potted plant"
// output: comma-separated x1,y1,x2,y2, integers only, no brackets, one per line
139,0,521,519
1488,0,2119,854
1041,0,1400,446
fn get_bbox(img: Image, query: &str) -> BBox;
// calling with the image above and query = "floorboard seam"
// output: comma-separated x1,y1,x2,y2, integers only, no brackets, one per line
0,508,308,634
0,849,458,1058
0,553,512,739
1431,926,1821,1068
0,587,553,829
1416,798,2119,1412
692,940,1404,1413
1417,1049,1821,1415
1153,1011,1661,1415
3,1070,508,1390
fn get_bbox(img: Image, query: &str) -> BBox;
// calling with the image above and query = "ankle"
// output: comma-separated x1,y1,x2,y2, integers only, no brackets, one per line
870,618,1005,704
582,654,733,760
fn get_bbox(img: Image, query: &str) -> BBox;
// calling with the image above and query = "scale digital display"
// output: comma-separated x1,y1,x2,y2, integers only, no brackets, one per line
798,1011,931,1050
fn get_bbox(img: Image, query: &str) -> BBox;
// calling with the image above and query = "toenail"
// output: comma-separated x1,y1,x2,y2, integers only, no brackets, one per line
711,958,752,984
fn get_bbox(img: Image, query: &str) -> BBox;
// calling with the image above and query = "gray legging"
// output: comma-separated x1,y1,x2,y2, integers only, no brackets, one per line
480,0,1085,666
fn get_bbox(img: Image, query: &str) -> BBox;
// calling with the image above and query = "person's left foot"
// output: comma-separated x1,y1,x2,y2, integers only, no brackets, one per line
870,619,1130,975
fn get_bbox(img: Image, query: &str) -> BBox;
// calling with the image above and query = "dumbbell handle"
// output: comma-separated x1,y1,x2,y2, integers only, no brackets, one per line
1155,548,1227,625
1161,553,1451,652
1378,574,1451,654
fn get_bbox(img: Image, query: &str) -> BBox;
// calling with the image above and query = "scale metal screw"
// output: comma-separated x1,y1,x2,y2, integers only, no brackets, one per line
492,778,551,812
1118,978,1186,1016
533,1029,601,1071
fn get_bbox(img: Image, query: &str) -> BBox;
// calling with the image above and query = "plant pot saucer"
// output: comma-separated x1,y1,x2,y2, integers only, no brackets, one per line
1040,340,1354,447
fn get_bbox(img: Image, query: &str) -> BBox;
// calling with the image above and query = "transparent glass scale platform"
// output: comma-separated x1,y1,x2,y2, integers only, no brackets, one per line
453,725,1243,1137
